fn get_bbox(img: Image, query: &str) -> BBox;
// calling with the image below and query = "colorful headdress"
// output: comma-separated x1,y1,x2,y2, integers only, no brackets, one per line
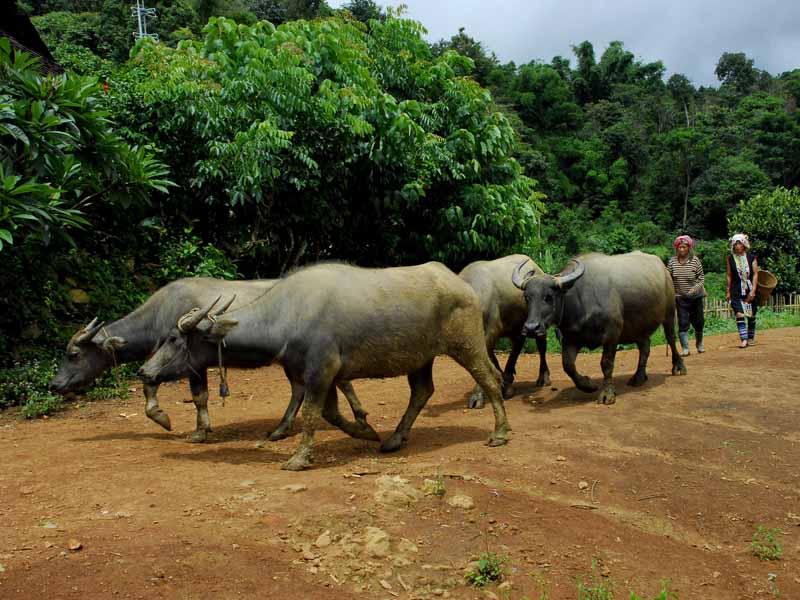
729,233,750,251
672,235,694,249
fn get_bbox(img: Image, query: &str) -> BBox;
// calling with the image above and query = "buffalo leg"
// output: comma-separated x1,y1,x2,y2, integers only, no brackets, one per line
533,335,551,387
628,339,650,386
562,343,598,393
144,383,172,431
187,370,211,443
664,312,687,376
282,387,325,471
453,346,510,447
381,361,435,453
321,384,381,442
467,342,501,409
268,375,305,441
597,344,617,405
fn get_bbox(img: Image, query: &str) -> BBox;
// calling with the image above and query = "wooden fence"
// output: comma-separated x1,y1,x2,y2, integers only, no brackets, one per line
704,293,800,318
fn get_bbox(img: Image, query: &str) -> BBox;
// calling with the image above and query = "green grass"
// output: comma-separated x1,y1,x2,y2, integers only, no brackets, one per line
465,552,506,587
751,526,783,561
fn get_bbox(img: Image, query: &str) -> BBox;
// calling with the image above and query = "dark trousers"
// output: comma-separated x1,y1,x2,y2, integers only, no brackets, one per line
676,296,704,334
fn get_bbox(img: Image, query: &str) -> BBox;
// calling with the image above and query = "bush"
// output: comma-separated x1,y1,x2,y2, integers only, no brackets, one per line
158,230,239,281
0,358,63,417
728,187,800,293
694,238,728,274
464,552,505,587
751,525,783,561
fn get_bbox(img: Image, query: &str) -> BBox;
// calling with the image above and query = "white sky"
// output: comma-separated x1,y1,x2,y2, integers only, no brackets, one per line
330,0,800,87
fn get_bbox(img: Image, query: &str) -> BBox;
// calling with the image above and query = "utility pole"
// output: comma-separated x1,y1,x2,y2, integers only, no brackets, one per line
131,0,158,42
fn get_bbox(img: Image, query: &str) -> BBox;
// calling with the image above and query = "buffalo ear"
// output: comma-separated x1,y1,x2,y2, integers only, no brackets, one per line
101,336,127,352
206,318,239,343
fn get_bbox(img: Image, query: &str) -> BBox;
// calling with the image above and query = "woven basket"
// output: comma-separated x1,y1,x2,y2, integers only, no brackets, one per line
756,270,778,303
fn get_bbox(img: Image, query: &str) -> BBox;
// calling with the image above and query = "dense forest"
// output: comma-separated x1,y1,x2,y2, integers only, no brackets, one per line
1,0,799,413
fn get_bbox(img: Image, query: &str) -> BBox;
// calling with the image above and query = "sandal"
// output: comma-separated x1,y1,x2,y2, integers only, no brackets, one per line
738,340,748,349
747,339,756,346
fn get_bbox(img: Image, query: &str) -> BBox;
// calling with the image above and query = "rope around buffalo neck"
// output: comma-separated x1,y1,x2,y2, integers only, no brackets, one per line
206,314,230,405
100,326,121,394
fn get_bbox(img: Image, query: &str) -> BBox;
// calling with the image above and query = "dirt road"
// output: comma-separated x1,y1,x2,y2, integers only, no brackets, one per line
1,328,798,599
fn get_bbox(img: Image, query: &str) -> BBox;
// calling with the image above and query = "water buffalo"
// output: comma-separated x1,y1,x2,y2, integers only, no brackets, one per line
459,254,550,408
138,261,511,471
48,278,372,443
512,252,687,404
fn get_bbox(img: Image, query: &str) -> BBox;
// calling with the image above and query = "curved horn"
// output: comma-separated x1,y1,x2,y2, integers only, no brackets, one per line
213,294,237,317
554,259,585,289
511,259,537,290
75,317,105,344
177,295,222,332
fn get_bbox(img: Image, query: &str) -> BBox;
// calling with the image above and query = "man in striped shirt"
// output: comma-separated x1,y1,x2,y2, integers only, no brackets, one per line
667,235,705,356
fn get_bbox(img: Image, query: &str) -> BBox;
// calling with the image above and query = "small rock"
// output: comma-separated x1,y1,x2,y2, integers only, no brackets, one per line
302,549,317,561
578,481,589,490
484,592,499,600
498,580,513,591
364,527,391,558
0,563,5,573
68,289,91,304
315,531,332,548
555,455,567,462
239,480,256,488
712,571,721,579
281,484,308,493
446,494,475,510
379,579,392,590
41,521,58,529
374,475,422,507
67,539,82,552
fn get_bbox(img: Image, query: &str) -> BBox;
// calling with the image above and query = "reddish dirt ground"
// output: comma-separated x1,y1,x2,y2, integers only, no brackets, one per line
1,328,799,600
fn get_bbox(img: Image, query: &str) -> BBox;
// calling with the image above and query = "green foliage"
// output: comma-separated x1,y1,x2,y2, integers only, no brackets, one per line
629,580,678,600
728,187,800,292
0,38,172,251
158,230,239,281
577,564,614,600
751,526,783,561
464,552,505,587
0,358,63,417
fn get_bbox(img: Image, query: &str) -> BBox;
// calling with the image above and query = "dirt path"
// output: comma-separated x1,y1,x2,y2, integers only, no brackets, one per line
2,328,799,599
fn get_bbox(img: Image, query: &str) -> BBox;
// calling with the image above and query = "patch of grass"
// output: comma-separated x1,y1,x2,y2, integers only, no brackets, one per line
465,552,506,587
0,358,64,418
751,525,783,561
423,473,446,497
577,561,614,600
84,363,137,401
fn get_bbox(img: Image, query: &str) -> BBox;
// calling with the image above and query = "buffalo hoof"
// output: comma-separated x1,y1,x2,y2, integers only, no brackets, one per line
486,435,508,447
268,426,292,441
354,421,382,442
672,362,688,376
575,377,599,393
501,383,514,400
597,388,617,405
282,449,313,471
467,389,486,409
627,373,648,387
187,429,208,443
380,433,406,453
182,397,194,404
535,372,551,387
147,410,172,431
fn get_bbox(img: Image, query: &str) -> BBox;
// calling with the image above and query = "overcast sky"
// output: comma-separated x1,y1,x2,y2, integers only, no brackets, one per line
330,0,800,87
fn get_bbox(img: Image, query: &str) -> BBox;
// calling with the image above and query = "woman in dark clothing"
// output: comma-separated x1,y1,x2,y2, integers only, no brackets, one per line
667,235,705,355
726,233,759,348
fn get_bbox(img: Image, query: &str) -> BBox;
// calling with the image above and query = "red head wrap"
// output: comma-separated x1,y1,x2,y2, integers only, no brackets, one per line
673,235,693,249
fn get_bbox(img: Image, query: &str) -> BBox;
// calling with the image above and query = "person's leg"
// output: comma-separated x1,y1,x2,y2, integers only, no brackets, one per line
747,298,758,345
691,297,705,353
676,298,691,356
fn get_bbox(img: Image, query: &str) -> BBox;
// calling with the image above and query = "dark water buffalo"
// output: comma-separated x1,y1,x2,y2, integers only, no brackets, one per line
48,278,371,442
512,252,687,404
138,262,511,471
459,254,550,408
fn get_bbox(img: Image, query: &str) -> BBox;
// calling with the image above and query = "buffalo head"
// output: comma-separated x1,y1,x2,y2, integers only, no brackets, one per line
49,318,127,394
137,296,238,385
511,259,585,337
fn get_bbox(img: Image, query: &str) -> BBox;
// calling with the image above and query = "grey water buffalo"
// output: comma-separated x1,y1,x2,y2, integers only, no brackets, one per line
459,254,550,408
512,252,687,404
138,262,511,471
48,277,372,443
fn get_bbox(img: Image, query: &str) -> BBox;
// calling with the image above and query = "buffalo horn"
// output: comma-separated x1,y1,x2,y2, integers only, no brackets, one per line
511,259,537,290
554,259,585,289
213,294,237,316
75,317,105,344
178,295,222,332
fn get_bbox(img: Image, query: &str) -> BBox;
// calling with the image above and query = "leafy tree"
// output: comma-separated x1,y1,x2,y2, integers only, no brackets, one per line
715,52,757,96
0,39,172,251
728,187,800,292
339,0,385,23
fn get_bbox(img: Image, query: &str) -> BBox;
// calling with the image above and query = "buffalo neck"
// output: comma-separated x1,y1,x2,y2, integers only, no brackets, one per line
98,306,161,362
214,295,288,364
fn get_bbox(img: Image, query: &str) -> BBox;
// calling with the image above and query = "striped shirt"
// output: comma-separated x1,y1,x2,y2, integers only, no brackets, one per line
667,256,705,297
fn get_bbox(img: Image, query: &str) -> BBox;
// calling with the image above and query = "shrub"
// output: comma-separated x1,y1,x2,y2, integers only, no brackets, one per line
728,187,800,293
465,552,505,587
0,358,63,417
751,525,783,561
